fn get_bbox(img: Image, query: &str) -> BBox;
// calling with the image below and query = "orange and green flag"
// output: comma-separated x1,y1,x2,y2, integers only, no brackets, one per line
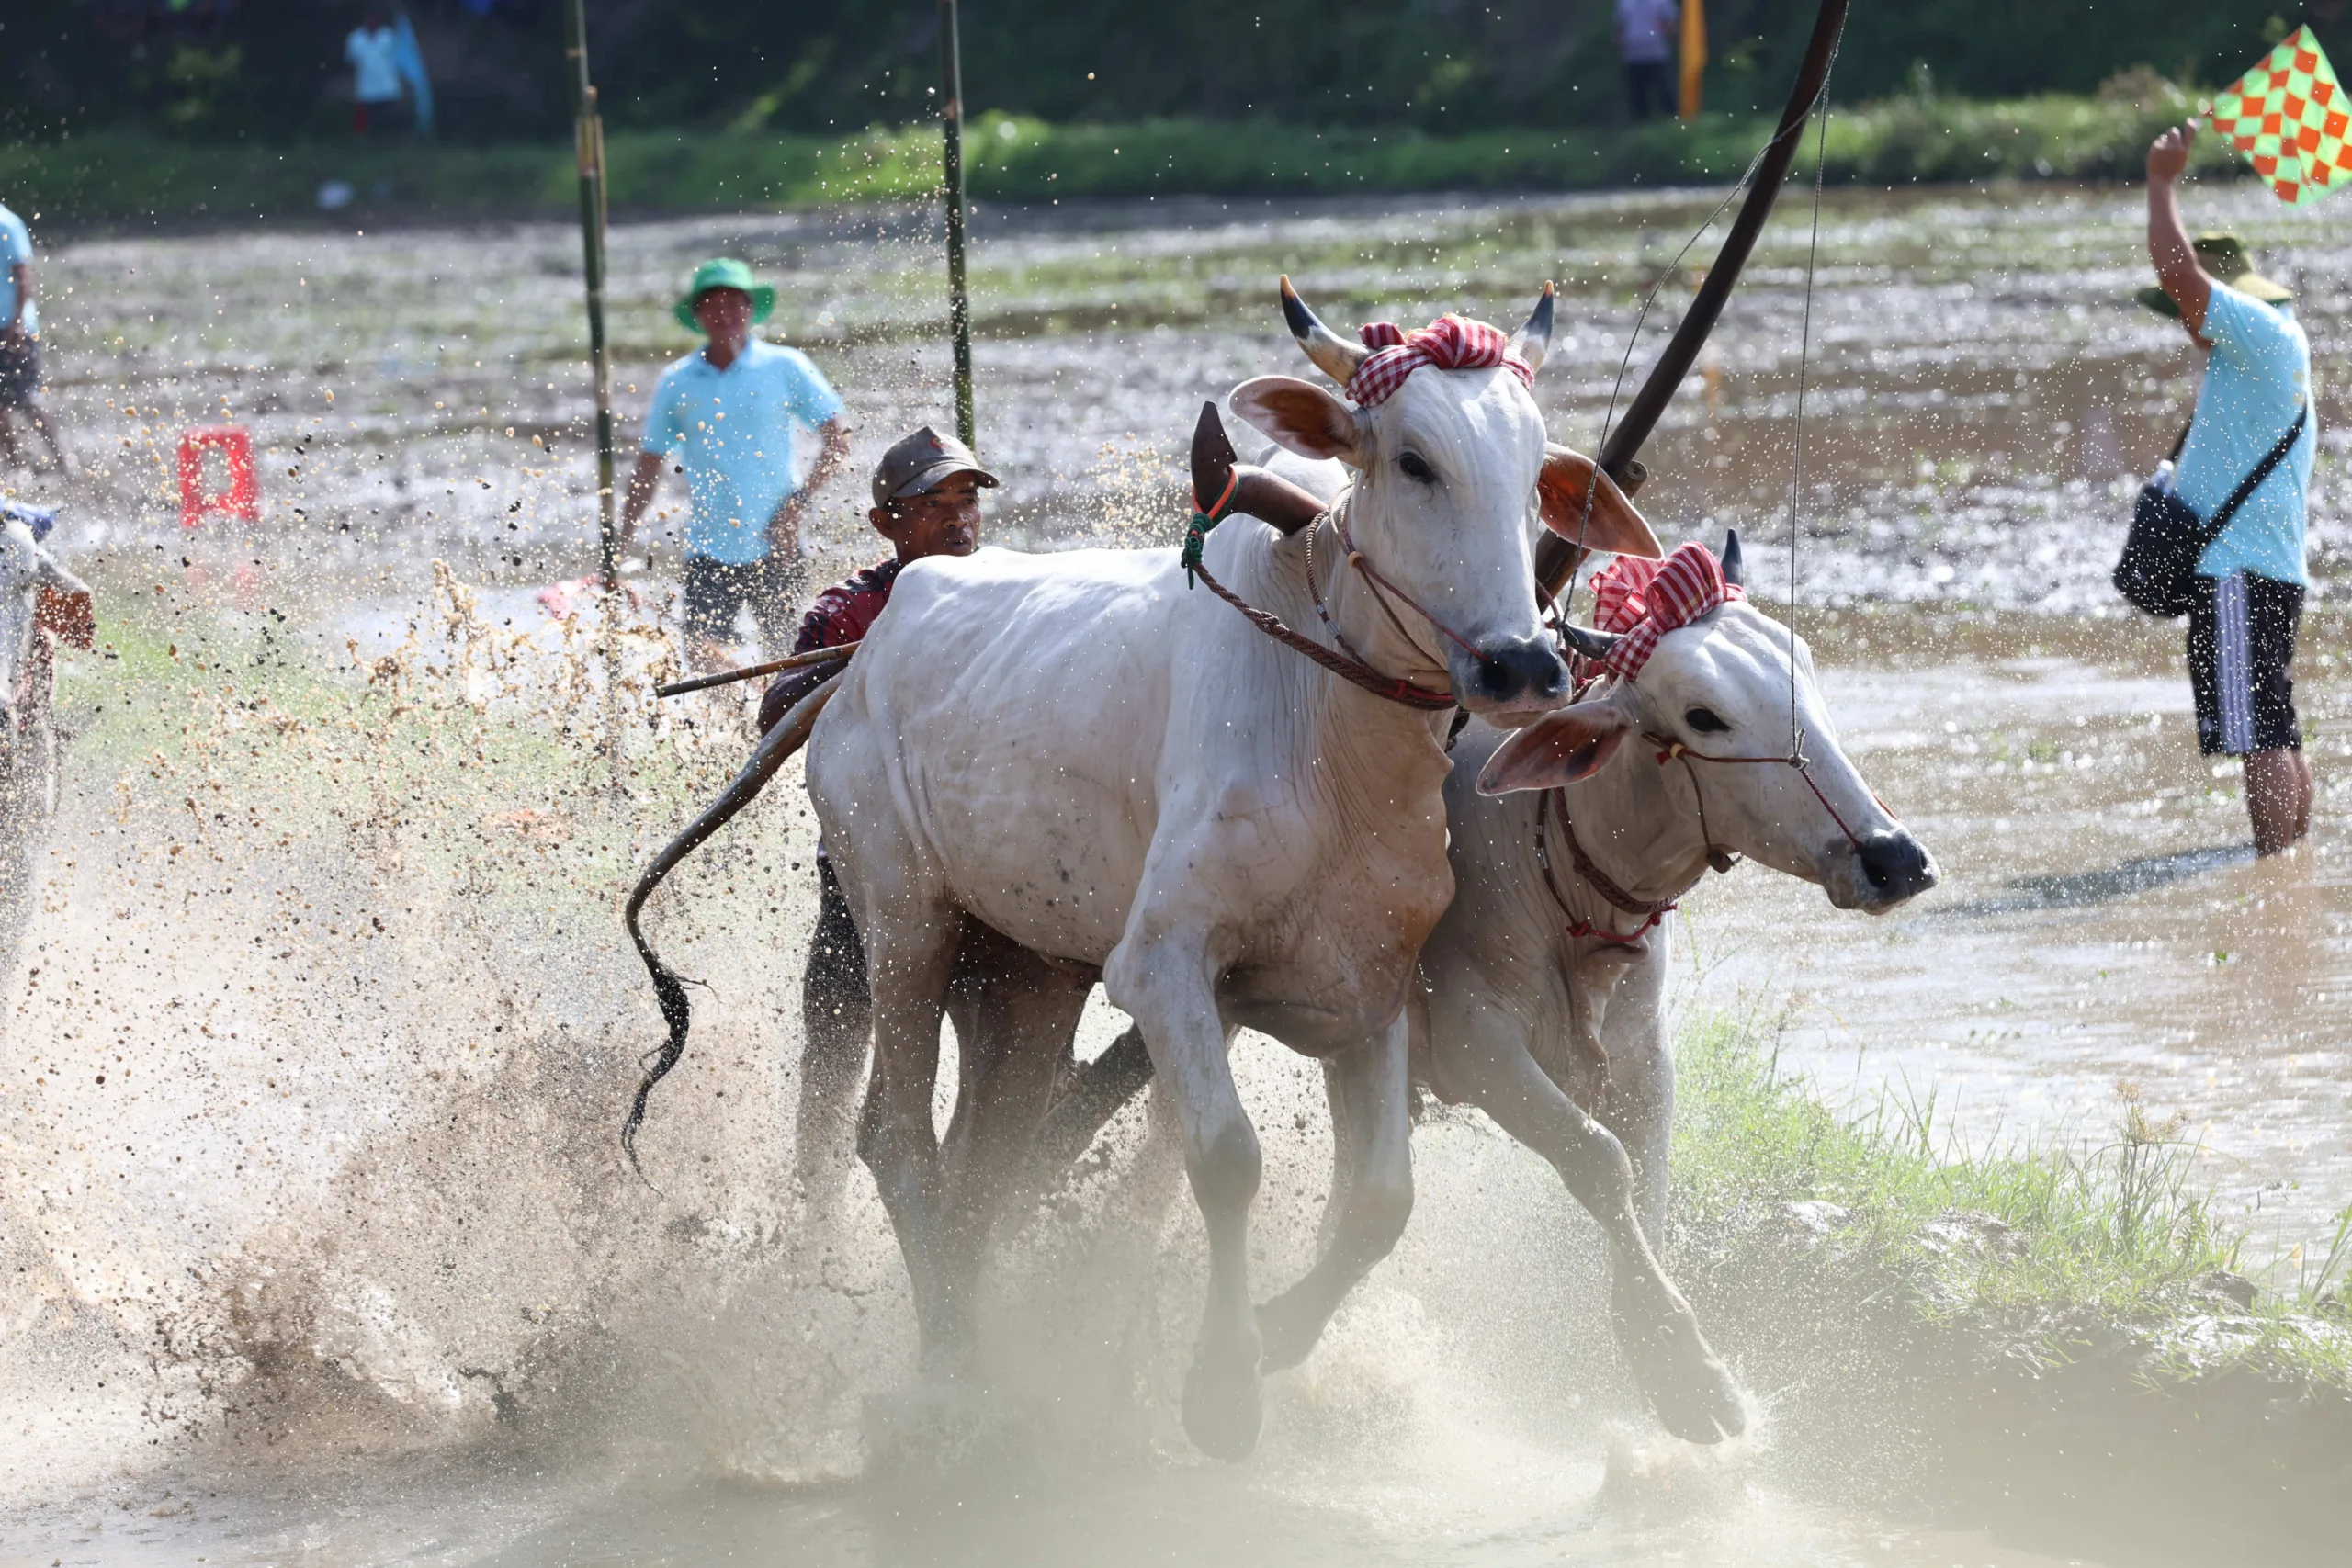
2205,25,2351,205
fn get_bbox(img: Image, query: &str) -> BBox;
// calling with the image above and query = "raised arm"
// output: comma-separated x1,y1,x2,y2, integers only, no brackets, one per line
2146,122,2211,334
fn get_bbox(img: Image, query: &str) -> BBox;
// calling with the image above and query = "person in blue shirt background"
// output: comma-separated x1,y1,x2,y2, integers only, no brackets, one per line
345,10,409,138
2140,121,2315,855
0,200,66,475
617,257,853,671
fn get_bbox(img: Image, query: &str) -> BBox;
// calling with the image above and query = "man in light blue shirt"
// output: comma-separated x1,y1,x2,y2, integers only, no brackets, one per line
345,10,408,137
2141,122,2313,853
0,200,65,474
618,257,851,669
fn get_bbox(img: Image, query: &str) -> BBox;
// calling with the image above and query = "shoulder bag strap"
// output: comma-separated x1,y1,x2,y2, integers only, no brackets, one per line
2201,403,2308,540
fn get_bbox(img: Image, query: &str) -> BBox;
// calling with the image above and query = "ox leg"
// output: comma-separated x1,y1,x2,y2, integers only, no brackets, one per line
1592,944,1674,1243
930,931,1095,1358
795,862,872,1224
1253,1016,1413,1372
854,903,966,1378
1106,943,1263,1461
1442,1034,1744,1444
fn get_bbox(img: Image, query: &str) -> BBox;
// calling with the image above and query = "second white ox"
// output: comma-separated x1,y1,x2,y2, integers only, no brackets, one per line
806,283,1733,1459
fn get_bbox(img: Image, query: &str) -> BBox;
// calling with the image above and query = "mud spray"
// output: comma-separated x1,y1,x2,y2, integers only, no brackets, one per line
6,190,2350,1563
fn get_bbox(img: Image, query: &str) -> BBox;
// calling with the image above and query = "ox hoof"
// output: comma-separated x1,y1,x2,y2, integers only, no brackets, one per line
1252,1291,1329,1373
1610,1272,1747,1445
862,1378,1033,1479
1181,1353,1264,1461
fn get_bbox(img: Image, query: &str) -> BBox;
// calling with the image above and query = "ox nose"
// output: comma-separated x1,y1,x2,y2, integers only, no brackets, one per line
1855,829,1938,904
1469,636,1570,708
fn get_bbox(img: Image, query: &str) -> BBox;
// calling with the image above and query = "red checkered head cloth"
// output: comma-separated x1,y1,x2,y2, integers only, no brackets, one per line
1582,542,1745,680
1343,315,1534,408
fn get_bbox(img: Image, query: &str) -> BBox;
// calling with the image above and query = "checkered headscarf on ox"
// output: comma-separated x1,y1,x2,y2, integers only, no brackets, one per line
1581,543,1746,681
1342,315,1534,408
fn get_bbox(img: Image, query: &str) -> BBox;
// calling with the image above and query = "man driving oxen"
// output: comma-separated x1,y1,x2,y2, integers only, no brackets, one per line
754,426,999,1211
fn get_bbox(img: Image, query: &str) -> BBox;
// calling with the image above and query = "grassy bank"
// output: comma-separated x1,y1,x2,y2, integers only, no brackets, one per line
1673,1008,2352,1376
1671,1011,2352,1547
5,89,2242,227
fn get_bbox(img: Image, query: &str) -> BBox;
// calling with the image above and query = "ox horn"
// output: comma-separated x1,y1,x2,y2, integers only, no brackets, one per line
1721,527,1745,587
1280,275,1368,385
1557,623,1620,662
1509,280,1555,375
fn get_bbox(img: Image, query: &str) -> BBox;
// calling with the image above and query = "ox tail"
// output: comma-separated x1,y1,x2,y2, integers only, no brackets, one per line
621,671,846,1178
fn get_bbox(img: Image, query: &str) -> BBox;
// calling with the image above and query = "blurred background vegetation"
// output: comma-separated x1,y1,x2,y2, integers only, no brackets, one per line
3,0,2339,146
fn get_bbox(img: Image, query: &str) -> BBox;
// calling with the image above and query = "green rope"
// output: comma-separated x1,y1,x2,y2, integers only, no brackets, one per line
1182,510,1222,589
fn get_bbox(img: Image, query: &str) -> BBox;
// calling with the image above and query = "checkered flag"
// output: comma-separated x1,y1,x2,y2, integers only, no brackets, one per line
2206,26,2351,205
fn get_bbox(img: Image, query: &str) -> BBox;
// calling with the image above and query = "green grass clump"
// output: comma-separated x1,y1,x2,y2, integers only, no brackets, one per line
4,91,2242,226
1672,1009,2352,1381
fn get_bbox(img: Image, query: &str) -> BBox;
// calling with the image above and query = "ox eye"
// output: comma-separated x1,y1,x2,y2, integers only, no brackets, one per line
1684,706,1730,734
1398,451,1436,483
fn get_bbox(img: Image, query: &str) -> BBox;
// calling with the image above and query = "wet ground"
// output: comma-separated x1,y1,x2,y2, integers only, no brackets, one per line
3,180,2349,1561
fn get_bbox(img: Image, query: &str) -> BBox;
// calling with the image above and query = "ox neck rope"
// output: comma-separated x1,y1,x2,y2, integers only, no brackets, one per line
1184,487,1457,713
1534,788,1689,946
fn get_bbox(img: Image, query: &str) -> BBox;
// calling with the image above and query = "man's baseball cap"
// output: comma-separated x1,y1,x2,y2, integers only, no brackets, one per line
872,425,1000,507
2136,232,2294,317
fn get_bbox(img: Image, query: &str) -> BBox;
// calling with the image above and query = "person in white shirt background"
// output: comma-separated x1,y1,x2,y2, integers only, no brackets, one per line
345,9,408,138
1614,0,1679,121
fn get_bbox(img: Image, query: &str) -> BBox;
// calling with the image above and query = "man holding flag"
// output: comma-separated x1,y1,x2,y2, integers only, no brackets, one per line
2140,118,2315,854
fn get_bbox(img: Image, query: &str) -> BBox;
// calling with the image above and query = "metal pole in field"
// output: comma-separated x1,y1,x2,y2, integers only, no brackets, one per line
564,0,618,587
938,0,976,447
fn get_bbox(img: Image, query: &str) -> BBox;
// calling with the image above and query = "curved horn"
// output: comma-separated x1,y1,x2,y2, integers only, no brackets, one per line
1557,624,1621,663
1280,275,1368,385
1721,527,1745,588
1508,280,1555,375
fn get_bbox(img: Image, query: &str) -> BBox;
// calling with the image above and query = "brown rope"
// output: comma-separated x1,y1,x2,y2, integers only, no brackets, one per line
1542,788,1698,923
1189,551,1457,712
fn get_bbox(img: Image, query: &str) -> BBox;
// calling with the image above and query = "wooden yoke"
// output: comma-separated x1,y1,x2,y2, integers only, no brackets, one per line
1531,0,1851,604
1190,400,1327,536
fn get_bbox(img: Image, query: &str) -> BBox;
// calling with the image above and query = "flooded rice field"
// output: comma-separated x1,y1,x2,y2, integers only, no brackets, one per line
3,181,2349,1562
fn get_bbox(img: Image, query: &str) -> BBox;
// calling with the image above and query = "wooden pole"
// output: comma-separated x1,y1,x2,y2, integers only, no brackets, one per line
1679,0,1707,121
563,0,618,587
1533,0,1849,601
564,0,626,790
939,0,976,447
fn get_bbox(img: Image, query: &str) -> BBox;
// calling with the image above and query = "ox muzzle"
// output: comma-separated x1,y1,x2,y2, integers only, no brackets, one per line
1823,827,1939,913
1453,635,1570,717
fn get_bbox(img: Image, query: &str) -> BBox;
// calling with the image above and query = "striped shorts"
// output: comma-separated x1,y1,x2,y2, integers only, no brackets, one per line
2188,570,2303,757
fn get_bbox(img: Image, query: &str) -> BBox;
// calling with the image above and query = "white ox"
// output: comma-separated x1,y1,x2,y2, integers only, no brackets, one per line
1039,516,1933,1443
1396,534,1939,1423
800,284,1750,1458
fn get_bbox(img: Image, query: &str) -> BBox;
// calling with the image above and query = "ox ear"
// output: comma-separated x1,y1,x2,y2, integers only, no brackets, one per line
1537,446,1662,559
1476,701,1632,795
1230,376,1363,467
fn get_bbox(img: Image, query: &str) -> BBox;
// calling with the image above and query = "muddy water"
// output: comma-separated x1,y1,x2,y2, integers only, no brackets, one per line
2,182,2346,1561
1695,613,2352,1258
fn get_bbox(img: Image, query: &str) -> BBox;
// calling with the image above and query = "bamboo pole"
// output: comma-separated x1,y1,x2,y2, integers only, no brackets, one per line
654,640,858,699
938,0,976,447
563,0,617,584
564,0,626,789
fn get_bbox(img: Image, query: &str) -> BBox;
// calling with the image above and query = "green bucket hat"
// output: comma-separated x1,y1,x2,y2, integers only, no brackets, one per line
2136,232,2294,318
673,257,777,333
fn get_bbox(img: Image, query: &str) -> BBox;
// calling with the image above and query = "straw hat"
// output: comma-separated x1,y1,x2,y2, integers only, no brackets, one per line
2136,233,2293,317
